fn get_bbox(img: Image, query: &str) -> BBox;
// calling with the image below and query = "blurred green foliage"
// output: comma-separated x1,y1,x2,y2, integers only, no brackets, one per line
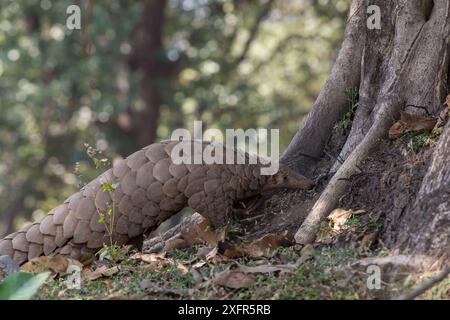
0,0,348,231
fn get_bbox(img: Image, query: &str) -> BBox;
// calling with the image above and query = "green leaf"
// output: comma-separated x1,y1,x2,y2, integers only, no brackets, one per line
0,272,50,300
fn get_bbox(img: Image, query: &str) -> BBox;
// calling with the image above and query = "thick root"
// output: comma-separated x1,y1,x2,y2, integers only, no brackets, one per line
295,101,400,244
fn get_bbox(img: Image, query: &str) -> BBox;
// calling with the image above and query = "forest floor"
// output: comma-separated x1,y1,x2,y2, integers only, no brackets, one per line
34,219,448,300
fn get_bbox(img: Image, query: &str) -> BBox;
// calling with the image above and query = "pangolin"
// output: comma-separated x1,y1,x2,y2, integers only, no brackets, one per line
0,140,314,265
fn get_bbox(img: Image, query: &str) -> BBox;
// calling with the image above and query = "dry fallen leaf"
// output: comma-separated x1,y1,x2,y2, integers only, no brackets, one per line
131,252,188,274
328,208,365,231
389,121,409,140
328,208,353,231
131,252,166,263
400,111,436,131
212,270,254,289
180,219,228,248
84,265,107,280
162,238,189,252
192,261,207,269
21,255,82,276
222,248,244,259
389,111,437,139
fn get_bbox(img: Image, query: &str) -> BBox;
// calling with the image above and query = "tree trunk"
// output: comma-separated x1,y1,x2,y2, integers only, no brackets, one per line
396,123,450,262
127,0,170,148
283,0,450,262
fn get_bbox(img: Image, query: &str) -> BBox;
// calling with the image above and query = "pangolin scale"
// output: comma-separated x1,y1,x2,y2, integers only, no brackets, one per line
0,140,314,265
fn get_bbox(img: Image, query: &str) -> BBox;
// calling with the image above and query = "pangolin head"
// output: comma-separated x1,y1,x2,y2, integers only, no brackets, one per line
262,165,315,191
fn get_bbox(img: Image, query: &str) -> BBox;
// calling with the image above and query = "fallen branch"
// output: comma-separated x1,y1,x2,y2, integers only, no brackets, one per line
395,266,450,300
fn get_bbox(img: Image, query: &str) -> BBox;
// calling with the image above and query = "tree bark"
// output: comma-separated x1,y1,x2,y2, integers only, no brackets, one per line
397,123,450,262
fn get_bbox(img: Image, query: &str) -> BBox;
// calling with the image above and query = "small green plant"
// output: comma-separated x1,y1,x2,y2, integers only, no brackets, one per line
96,243,123,262
338,88,359,130
96,181,120,248
78,143,122,259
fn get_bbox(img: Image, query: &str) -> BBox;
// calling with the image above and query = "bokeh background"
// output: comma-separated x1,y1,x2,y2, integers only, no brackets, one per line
0,0,348,236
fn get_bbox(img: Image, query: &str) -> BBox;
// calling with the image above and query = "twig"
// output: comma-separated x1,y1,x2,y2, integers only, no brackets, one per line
395,266,450,300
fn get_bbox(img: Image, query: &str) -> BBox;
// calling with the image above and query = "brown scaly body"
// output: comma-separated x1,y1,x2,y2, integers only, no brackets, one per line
0,140,314,265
